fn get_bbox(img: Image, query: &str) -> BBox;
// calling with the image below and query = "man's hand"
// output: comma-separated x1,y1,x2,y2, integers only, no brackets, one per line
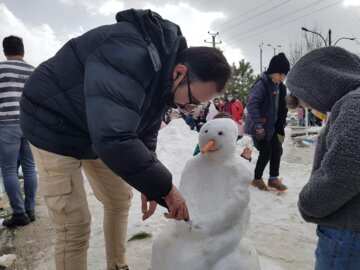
141,194,157,221
164,185,190,221
255,124,265,140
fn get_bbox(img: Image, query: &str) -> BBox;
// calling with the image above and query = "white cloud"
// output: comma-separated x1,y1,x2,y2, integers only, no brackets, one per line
144,3,244,64
343,0,360,6
98,0,124,16
57,0,124,16
141,3,245,65
222,47,245,66
55,0,246,64
58,0,75,5
65,25,85,40
144,3,224,46
0,4,63,66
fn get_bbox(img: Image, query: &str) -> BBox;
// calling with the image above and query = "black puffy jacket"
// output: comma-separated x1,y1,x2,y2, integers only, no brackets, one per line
20,9,187,202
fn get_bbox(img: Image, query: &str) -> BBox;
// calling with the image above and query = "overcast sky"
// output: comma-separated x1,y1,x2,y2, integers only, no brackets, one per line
1,0,360,73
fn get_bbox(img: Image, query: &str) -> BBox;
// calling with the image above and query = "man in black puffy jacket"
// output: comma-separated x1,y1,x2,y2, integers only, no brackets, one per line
20,9,231,270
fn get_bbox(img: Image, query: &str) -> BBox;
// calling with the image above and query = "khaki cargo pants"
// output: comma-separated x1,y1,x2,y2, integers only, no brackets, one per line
30,146,133,270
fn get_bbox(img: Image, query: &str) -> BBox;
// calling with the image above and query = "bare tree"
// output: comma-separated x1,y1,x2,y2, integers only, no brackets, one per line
287,24,324,66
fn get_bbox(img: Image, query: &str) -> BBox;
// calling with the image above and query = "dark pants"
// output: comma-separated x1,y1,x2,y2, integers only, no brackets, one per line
253,134,283,180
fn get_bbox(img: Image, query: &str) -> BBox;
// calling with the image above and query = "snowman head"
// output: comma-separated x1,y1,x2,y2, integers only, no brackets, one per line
198,118,238,159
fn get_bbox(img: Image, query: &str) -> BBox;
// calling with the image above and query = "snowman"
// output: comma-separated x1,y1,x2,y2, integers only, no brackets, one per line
152,118,260,270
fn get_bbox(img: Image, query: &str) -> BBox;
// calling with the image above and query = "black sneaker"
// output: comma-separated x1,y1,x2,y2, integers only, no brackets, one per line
2,213,30,227
116,265,129,270
26,210,36,222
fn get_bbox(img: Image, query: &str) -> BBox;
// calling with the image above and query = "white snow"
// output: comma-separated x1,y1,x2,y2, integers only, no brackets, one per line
307,126,323,133
34,118,318,270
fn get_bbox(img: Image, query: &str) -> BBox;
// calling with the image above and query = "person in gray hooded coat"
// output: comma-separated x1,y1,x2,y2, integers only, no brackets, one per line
286,46,360,270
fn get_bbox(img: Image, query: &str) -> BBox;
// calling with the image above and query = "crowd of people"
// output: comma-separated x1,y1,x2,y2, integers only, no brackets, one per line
175,94,245,136
0,8,359,270
296,107,323,127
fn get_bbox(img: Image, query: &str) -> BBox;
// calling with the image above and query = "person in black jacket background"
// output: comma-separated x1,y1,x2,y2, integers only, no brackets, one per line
245,53,289,192
20,9,231,270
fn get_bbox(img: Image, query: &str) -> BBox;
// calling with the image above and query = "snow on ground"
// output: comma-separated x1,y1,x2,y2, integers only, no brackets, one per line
35,119,318,270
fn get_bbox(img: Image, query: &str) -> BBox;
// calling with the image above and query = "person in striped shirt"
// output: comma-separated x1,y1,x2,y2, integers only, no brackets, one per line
0,35,38,227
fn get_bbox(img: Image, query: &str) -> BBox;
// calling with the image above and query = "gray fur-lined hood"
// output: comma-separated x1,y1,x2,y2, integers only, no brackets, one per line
286,46,360,112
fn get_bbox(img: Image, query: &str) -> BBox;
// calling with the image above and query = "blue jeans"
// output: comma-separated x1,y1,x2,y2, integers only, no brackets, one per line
0,125,38,214
315,225,360,270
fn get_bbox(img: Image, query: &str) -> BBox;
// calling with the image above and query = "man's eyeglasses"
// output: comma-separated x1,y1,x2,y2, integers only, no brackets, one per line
175,72,202,111
186,73,201,106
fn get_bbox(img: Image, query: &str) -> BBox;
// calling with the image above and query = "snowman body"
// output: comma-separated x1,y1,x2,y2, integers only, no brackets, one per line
152,119,260,270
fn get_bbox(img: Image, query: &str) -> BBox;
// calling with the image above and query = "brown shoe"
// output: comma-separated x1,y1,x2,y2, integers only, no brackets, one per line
251,178,269,191
268,178,288,192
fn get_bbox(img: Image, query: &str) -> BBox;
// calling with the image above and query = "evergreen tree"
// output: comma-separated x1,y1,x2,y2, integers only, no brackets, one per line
225,59,258,106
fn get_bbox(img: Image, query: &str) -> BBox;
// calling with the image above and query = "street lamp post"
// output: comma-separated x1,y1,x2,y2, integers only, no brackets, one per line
259,42,263,74
334,37,356,46
267,44,282,55
301,27,356,47
301,27,327,46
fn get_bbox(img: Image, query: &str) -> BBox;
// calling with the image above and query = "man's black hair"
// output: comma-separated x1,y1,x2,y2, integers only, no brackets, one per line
176,47,231,93
3,35,24,56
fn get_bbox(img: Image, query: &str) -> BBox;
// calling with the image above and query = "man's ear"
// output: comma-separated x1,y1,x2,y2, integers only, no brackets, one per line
172,64,187,80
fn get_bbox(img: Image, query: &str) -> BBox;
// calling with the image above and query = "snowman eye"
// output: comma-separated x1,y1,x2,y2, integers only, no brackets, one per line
205,130,208,133
218,131,223,135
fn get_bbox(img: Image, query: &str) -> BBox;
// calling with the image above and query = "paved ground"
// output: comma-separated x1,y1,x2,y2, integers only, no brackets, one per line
0,197,55,270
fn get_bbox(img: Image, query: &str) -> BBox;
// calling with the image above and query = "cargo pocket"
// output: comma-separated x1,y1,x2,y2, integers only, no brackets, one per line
41,175,88,224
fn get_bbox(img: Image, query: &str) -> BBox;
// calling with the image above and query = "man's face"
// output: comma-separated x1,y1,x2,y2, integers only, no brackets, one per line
172,65,218,112
271,73,287,84
227,95,233,101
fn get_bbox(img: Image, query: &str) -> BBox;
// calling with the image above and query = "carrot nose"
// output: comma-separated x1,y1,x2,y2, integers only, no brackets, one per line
201,140,216,154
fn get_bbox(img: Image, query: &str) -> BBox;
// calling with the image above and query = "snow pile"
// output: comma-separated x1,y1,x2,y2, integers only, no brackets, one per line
157,118,199,186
